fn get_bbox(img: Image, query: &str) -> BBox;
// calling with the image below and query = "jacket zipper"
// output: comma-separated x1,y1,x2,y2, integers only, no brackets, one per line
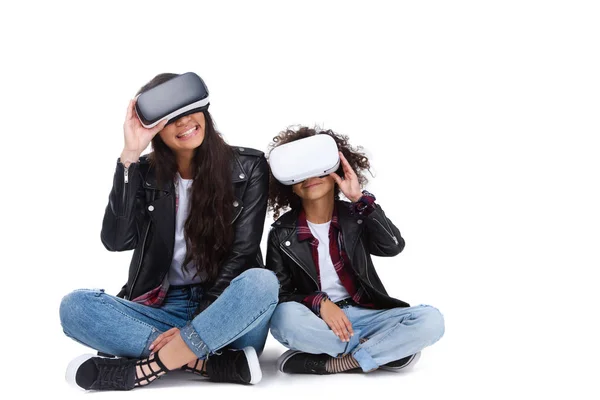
372,217,398,245
128,221,151,300
359,241,389,298
128,186,156,300
120,167,129,217
280,245,319,289
231,206,244,224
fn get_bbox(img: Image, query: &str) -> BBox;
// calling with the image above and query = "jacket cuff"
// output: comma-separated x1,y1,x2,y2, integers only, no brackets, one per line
349,190,376,217
302,292,329,316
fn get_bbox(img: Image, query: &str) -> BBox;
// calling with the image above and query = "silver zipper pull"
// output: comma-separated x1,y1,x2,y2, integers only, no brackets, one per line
124,167,129,184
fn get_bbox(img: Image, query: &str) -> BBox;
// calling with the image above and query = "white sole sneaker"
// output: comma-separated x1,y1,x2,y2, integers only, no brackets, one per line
242,346,262,384
65,353,95,389
276,350,303,373
379,351,422,372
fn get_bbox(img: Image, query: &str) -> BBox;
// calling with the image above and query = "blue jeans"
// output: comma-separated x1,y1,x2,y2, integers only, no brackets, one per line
270,302,445,372
59,269,279,360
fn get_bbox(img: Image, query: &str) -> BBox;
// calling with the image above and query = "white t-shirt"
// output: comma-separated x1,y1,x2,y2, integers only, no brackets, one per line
168,174,206,285
307,220,351,302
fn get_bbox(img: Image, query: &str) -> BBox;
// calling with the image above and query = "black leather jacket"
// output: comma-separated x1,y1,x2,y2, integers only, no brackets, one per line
100,146,268,315
266,200,410,309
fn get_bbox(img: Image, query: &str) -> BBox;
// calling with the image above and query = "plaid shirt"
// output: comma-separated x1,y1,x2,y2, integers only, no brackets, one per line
298,192,377,315
131,278,169,306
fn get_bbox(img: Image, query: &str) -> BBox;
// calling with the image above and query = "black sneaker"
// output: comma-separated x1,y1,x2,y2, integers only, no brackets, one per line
379,351,421,372
66,354,137,390
277,350,333,375
206,347,262,385
65,352,168,390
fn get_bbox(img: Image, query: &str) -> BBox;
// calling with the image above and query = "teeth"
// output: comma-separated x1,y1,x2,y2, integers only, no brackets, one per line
178,127,196,138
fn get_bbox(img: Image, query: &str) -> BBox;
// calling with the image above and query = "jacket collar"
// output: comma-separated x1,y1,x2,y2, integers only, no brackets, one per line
231,152,249,183
272,201,358,229
271,207,301,229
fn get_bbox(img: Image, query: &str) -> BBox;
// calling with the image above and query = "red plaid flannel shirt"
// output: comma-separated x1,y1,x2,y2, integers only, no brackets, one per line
298,192,377,315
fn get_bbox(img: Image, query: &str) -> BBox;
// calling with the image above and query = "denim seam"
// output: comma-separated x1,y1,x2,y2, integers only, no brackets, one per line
141,329,161,358
358,319,410,352
72,288,104,294
110,296,181,328
339,329,362,355
203,299,278,351
187,295,195,321
100,296,160,331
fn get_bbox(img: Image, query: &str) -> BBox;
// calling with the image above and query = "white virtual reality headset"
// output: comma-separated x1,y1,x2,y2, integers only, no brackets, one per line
269,134,340,185
135,72,210,128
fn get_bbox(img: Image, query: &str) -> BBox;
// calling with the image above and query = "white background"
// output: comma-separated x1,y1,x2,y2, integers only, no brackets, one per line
1,0,599,398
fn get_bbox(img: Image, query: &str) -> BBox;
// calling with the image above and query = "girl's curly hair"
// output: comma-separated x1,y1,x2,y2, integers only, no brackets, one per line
267,126,371,219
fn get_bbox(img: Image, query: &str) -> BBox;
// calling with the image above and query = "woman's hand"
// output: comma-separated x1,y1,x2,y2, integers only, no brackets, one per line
319,299,354,342
330,151,363,203
121,99,168,165
149,327,180,353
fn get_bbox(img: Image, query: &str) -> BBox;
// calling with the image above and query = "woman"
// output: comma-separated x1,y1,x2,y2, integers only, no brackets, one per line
59,73,278,390
266,127,445,375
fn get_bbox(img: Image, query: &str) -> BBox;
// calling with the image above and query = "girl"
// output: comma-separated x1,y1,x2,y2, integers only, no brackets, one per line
266,127,445,375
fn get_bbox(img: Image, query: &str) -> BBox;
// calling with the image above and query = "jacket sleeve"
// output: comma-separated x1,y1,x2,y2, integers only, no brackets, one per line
301,292,329,316
363,202,406,257
195,156,269,314
100,160,145,251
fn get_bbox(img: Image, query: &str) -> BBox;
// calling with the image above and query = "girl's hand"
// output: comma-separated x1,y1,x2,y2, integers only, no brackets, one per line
320,299,354,342
330,151,362,202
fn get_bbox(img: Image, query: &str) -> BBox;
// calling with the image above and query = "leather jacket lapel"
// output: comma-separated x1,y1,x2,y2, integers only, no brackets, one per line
281,230,319,287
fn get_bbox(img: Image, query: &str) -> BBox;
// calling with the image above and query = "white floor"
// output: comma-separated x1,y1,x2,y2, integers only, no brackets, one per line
4,1,598,399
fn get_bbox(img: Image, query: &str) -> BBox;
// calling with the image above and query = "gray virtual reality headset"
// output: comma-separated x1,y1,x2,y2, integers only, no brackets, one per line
135,72,210,128
269,134,340,185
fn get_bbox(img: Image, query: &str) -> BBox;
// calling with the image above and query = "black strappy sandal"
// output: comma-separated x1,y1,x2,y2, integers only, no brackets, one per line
135,352,169,386
180,358,208,376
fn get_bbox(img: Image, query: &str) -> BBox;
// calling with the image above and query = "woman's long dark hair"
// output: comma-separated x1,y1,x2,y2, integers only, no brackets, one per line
138,73,234,282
